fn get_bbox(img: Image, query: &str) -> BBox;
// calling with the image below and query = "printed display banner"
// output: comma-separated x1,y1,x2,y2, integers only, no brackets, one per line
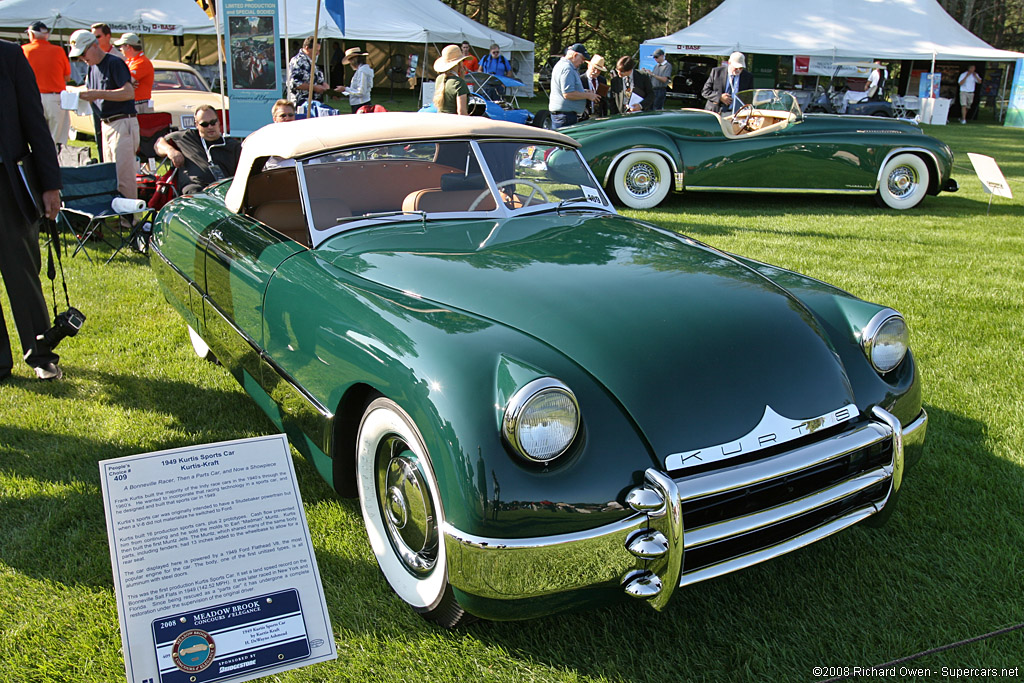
793,56,870,77
99,434,336,683
1005,59,1024,128
223,0,282,135
918,72,942,99
638,44,658,74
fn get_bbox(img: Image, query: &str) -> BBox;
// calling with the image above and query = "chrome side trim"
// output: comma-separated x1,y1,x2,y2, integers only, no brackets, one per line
687,186,876,195
602,148,679,188
685,467,891,548
673,421,890,501
678,505,876,587
202,296,335,420
875,147,942,192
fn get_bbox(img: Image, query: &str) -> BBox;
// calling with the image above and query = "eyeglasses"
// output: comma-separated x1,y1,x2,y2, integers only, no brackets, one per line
197,119,219,128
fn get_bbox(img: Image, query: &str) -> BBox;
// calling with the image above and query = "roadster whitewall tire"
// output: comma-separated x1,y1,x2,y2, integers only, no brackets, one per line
610,151,672,209
876,153,929,209
356,397,469,627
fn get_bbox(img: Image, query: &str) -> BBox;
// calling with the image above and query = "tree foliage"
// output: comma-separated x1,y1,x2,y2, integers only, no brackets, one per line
442,0,1024,64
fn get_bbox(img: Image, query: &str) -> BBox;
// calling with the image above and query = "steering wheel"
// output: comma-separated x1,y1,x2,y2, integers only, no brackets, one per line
732,103,755,131
469,179,551,211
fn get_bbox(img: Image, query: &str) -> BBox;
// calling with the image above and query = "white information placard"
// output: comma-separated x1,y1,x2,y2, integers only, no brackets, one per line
968,153,1013,198
99,435,336,683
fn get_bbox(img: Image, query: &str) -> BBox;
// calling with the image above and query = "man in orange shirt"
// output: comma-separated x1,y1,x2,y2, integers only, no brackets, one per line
21,21,71,146
114,33,154,104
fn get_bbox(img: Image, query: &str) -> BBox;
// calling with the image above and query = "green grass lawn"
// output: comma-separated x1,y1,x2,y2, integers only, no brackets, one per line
1,121,1022,683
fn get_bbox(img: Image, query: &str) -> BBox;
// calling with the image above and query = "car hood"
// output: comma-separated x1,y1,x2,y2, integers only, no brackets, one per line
321,214,856,458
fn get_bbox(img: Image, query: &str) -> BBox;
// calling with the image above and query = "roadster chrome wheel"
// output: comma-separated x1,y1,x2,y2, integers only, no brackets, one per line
876,153,929,209
610,151,672,209
356,397,470,626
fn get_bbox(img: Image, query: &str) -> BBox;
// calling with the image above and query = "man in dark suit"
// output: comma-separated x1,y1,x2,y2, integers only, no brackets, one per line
582,54,609,119
702,51,754,114
0,40,63,381
608,56,654,115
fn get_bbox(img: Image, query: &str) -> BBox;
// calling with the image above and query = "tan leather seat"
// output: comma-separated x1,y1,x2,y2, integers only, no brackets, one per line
402,188,495,212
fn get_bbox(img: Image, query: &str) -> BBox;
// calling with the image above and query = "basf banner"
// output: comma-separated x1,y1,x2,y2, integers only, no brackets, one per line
224,0,282,135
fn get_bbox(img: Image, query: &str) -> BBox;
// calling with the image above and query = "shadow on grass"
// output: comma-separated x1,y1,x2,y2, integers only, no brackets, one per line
426,404,1024,680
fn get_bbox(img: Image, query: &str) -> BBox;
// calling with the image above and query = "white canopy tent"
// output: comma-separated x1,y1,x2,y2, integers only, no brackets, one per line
0,0,536,92
644,0,1023,62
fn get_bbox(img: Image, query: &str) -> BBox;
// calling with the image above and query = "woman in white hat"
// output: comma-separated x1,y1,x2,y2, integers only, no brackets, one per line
337,47,373,113
432,44,470,116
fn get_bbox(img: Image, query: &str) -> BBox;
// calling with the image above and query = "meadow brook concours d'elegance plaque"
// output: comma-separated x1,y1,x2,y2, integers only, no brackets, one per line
99,435,336,683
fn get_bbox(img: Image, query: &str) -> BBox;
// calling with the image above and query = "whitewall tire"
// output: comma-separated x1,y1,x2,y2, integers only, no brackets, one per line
876,153,929,209
356,397,469,627
610,151,672,209
187,325,217,363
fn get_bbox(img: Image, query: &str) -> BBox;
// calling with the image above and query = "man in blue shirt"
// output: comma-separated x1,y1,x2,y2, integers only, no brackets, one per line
547,43,599,130
69,29,138,200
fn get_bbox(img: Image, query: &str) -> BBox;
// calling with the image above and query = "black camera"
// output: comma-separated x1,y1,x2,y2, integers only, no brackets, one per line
36,307,86,350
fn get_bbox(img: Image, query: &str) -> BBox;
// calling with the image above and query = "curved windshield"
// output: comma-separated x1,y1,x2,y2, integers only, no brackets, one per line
735,89,801,117
297,138,608,237
153,69,210,92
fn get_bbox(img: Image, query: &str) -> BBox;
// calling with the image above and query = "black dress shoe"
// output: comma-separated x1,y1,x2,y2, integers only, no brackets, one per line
34,363,63,381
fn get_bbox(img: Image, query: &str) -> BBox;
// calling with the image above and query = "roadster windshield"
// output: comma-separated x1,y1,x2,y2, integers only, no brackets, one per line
299,138,607,236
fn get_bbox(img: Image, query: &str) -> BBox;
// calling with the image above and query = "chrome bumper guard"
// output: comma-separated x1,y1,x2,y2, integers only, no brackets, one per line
444,407,926,606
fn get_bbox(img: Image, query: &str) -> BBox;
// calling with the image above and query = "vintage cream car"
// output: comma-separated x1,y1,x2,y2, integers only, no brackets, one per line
70,59,228,137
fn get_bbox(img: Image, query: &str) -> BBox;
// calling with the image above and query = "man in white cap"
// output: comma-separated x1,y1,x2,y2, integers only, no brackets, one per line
68,29,138,201
702,51,753,114
21,21,71,146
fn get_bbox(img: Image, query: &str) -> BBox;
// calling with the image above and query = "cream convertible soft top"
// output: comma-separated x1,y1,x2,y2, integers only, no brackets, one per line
225,113,578,213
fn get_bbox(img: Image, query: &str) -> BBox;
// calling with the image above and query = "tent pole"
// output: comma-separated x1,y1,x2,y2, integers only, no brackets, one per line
421,39,429,108
215,8,228,134
998,64,1009,121
284,0,290,90
307,0,322,111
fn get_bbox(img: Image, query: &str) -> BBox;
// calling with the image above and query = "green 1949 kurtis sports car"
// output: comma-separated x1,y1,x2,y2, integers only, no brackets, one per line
151,113,927,626
566,89,958,210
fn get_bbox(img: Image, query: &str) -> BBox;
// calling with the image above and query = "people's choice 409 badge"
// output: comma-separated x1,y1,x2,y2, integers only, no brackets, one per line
171,629,216,672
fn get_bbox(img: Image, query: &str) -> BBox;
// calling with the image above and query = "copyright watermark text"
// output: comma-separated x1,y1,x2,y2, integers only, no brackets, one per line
814,666,1020,679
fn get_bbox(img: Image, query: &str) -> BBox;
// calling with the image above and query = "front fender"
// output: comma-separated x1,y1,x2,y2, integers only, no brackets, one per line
576,129,683,191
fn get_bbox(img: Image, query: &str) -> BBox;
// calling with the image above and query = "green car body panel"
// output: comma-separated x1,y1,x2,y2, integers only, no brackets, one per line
568,107,955,197
151,123,925,621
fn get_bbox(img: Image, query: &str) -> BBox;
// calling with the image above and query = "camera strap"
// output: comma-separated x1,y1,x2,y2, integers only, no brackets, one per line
43,217,72,318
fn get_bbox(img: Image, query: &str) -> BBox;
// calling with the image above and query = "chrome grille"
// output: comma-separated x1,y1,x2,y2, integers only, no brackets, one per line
673,419,894,585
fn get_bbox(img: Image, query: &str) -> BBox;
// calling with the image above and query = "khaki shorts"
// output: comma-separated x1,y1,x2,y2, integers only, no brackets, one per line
960,91,975,108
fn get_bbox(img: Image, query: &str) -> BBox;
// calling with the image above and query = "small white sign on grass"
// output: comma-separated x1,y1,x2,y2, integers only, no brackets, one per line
967,153,1013,199
99,434,336,683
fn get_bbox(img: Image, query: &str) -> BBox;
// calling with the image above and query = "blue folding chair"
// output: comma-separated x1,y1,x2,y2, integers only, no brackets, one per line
57,163,145,263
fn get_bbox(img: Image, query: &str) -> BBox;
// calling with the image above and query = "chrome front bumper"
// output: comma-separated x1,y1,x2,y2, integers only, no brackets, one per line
444,407,926,607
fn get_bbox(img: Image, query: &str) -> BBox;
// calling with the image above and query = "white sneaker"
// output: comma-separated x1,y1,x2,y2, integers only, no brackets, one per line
960,119,967,124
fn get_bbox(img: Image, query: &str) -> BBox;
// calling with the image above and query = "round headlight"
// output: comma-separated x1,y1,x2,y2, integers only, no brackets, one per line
862,309,909,374
503,378,580,463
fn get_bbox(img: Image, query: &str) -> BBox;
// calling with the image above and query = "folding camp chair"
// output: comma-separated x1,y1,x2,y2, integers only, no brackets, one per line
137,112,172,164
57,163,148,263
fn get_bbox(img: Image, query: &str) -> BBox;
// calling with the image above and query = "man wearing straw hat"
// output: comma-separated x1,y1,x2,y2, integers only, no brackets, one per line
583,54,608,118
337,47,374,113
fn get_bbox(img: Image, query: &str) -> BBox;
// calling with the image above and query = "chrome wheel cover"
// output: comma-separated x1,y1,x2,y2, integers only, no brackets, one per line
887,165,919,198
624,161,660,199
378,440,438,577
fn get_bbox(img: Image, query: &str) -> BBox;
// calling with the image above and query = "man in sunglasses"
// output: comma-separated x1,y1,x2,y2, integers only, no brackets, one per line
154,104,241,194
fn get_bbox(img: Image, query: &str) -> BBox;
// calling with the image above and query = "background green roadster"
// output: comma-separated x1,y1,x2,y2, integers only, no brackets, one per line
151,114,927,626
567,89,958,210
